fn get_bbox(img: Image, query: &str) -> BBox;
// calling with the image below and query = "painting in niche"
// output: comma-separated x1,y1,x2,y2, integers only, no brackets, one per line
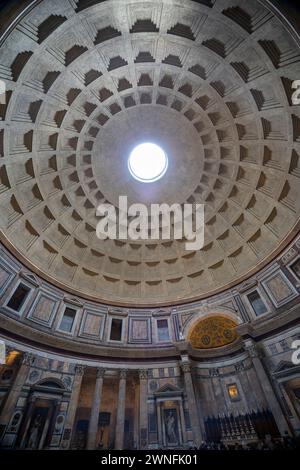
227,383,240,402
163,408,179,446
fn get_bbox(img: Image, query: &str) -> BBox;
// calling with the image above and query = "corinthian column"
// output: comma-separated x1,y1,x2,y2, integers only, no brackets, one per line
62,364,85,449
86,368,105,449
138,369,148,449
115,369,127,450
0,352,35,441
244,339,291,436
181,361,202,446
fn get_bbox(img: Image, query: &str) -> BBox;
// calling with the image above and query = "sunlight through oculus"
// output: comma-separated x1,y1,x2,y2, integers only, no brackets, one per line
128,143,168,183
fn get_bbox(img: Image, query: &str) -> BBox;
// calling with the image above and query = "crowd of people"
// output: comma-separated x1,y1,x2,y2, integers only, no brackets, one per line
192,432,300,450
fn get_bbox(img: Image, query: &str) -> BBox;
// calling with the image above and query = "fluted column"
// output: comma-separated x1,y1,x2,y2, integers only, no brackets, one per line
179,399,188,444
138,369,148,449
20,395,38,448
62,364,85,449
115,369,127,450
0,352,35,440
181,360,202,446
244,339,291,435
87,368,105,449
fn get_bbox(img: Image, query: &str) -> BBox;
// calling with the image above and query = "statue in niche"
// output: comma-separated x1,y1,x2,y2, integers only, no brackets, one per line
164,409,178,445
27,414,43,449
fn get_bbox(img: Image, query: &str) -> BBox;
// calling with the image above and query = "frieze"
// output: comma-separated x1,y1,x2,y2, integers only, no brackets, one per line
138,369,148,380
96,368,106,379
119,369,128,379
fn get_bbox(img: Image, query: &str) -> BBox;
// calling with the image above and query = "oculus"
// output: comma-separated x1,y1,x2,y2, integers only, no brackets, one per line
128,143,168,183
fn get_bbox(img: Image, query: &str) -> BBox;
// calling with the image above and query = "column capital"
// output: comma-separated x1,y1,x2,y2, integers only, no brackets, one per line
96,367,106,379
209,368,220,377
75,364,85,376
181,361,191,374
138,369,148,380
235,361,246,372
22,352,35,366
243,339,263,359
119,368,128,379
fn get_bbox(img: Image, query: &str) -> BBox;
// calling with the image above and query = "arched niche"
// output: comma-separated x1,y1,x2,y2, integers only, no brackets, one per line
187,314,239,349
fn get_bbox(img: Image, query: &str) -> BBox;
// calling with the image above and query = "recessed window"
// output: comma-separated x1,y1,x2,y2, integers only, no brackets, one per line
157,319,170,342
110,318,123,341
128,143,168,183
290,258,300,279
247,290,268,316
59,307,76,332
7,283,31,312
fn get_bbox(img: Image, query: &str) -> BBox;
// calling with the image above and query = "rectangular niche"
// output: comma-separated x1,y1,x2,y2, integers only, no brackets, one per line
26,289,60,326
156,318,170,342
288,256,300,282
58,306,77,333
6,282,32,314
262,271,298,308
109,318,123,341
78,308,105,340
128,317,152,344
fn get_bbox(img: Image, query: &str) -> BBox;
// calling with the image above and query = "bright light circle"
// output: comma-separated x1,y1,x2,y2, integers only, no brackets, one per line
128,143,168,183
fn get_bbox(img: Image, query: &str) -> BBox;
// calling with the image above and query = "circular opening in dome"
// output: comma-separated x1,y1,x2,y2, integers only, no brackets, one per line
128,143,168,183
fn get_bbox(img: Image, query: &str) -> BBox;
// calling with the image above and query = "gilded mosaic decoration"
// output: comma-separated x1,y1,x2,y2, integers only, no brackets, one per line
188,316,238,349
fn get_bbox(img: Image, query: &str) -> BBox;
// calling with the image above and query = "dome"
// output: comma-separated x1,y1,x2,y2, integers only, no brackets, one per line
0,0,299,306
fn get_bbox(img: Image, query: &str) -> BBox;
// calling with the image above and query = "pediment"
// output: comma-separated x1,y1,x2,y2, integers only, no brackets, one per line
155,383,181,394
273,361,295,373
20,272,39,287
64,296,83,307
152,309,171,317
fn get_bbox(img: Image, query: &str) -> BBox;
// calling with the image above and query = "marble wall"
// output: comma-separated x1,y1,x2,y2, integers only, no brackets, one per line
0,234,299,351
